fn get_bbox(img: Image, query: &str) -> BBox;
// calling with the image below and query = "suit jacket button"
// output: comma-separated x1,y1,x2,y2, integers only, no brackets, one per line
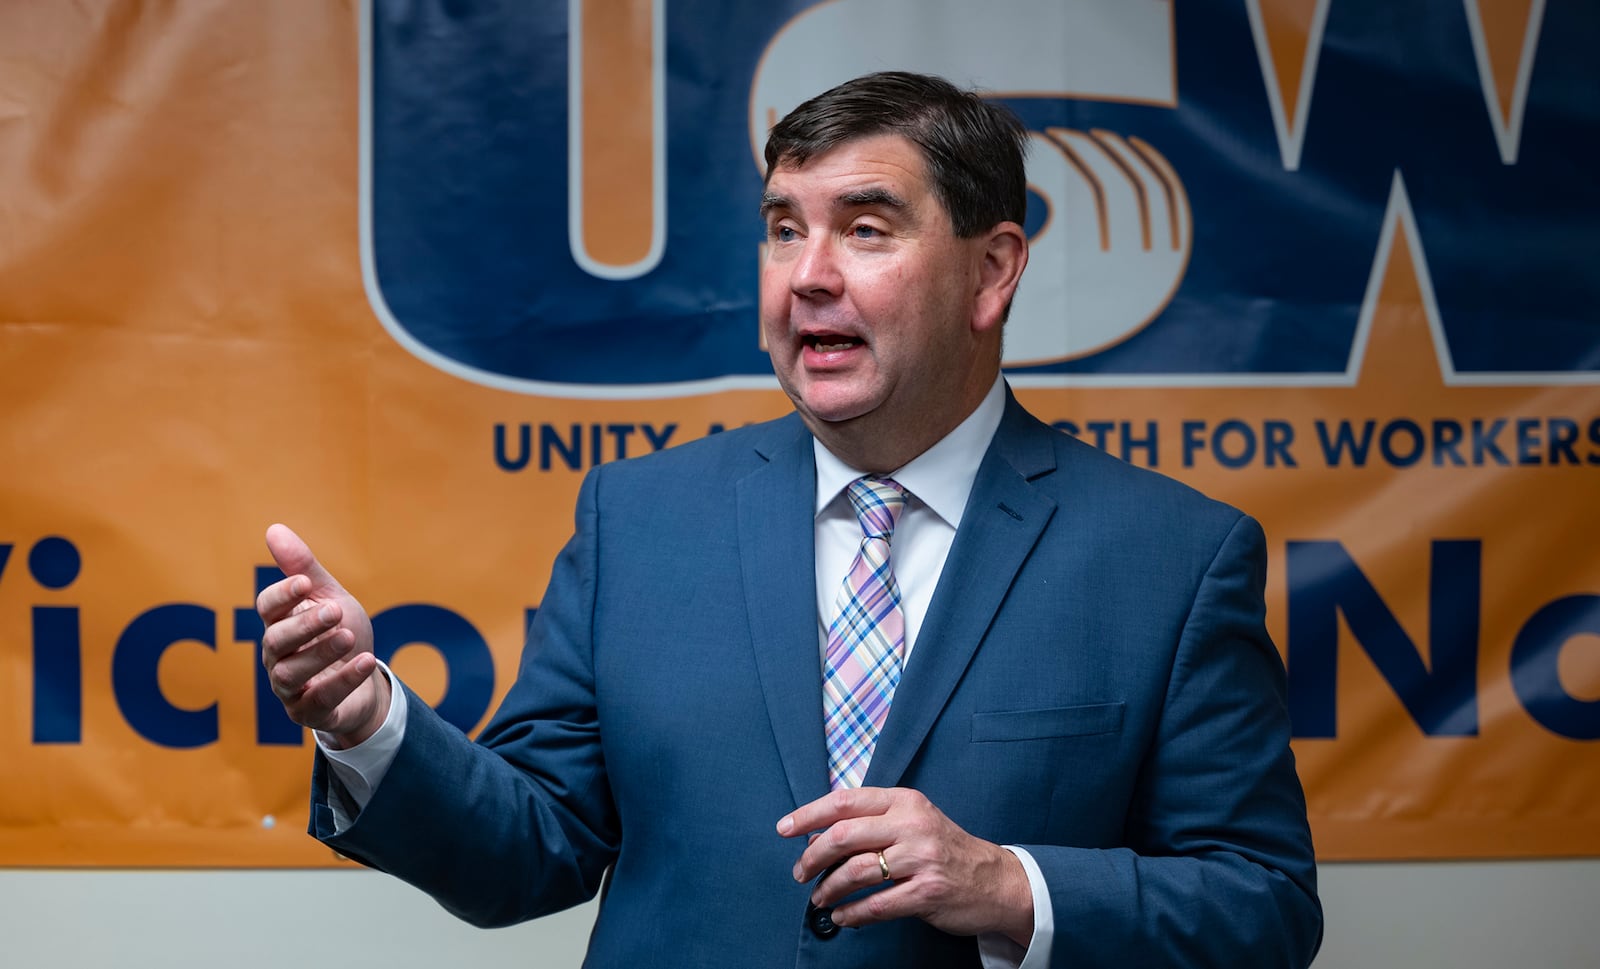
806,900,839,939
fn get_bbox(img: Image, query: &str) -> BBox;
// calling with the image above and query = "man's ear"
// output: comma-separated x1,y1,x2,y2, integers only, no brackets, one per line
973,222,1029,334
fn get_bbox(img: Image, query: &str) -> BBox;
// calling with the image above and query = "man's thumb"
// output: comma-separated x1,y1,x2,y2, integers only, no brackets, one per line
264,523,336,587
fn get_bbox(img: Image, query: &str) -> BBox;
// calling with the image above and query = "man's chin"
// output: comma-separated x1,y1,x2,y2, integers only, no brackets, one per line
795,396,875,427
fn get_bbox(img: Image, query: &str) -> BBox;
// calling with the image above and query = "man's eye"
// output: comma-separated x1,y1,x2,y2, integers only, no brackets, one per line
771,225,797,242
852,224,879,239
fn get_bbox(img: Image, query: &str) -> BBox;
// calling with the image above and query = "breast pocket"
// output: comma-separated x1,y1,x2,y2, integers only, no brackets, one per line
970,702,1125,743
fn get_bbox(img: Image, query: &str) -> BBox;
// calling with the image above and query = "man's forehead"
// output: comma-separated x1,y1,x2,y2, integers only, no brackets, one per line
762,134,930,212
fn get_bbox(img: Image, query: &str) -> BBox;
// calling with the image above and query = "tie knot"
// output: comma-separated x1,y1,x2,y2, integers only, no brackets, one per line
846,476,907,540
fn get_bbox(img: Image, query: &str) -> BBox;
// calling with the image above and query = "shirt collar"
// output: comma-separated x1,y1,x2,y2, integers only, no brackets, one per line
813,375,1006,529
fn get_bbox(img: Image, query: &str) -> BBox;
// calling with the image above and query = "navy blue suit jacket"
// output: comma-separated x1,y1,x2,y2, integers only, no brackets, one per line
314,392,1322,967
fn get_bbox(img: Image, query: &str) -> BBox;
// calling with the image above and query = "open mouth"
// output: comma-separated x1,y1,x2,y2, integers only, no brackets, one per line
804,333,863,353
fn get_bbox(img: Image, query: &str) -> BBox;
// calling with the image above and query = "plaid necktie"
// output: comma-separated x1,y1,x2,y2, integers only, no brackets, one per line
823,476,909,790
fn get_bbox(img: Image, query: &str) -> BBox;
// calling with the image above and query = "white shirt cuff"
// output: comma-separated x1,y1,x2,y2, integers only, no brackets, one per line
316,660,407,830
976,846,1054,969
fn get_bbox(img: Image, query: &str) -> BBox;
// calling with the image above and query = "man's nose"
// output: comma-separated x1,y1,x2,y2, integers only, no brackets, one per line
790,234,843,296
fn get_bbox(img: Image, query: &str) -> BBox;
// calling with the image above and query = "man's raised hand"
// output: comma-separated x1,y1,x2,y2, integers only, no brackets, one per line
257,523,389,747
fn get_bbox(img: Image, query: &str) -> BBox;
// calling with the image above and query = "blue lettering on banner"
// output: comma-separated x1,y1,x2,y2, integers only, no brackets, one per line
6,536,532,749
1178,419,1300,470
1287,541,1600,742
362,0,1599,395
1309,417,1600,468
10,532,1596,746
1287,540,1482,739
28,536,84,744
371,605,497,734
1051,420,1162,468
495,422,680,471
504,414,1599,474
1509,596,1600,741
113,604,219,749
235,566,302,745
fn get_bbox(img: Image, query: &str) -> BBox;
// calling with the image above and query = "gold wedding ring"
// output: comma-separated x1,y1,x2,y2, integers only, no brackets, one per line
876,850,892,882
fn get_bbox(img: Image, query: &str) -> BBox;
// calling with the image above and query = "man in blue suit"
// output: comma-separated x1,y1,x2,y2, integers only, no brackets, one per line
259,72,1321,967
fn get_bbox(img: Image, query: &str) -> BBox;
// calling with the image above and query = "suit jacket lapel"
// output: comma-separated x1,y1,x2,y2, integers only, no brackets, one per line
864,395,1060,789
736,418,830,809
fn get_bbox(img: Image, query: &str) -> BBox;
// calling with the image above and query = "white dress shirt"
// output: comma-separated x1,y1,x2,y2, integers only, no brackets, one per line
812,377,1051,969
323,375,1051,967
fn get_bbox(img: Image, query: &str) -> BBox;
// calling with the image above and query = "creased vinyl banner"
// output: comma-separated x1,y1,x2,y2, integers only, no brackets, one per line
0,0,1596,867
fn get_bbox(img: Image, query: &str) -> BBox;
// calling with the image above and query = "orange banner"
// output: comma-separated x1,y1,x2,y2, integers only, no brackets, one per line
1,0,1596,867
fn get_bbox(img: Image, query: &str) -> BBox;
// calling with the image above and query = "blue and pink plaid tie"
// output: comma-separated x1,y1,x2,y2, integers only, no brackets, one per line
823,476,909,790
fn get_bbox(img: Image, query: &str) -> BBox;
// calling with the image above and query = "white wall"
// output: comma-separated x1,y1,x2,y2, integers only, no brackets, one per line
2,861,1596,967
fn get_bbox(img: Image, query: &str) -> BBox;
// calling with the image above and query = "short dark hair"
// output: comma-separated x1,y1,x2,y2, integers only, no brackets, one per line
763,71,1029,239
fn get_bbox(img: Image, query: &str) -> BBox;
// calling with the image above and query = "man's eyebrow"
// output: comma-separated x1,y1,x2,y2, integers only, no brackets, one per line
759,187,910,219
759,193,790,219
838,187,908,210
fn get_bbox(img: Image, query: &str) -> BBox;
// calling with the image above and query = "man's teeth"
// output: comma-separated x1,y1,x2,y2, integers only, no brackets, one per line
810,337,859,352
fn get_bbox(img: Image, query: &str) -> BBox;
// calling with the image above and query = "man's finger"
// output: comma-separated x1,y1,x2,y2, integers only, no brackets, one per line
810,844,905,909
264,523,340,590
777,786,894,839
255,573,311,624
828,880,920,930
261,599,343,666
294,651,377,723
268,625,356,699
795,815,899,883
